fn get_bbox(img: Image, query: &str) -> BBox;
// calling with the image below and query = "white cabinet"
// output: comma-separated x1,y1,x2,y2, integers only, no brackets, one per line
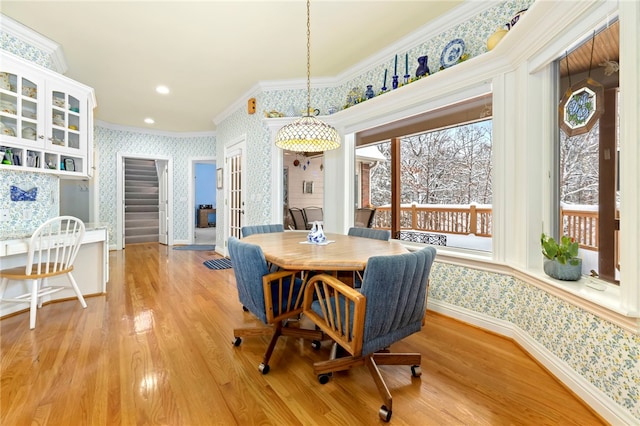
0,52,95,178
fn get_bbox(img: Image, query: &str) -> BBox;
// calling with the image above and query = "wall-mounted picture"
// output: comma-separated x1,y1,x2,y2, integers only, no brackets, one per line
216,168,223,189
303,180,314,194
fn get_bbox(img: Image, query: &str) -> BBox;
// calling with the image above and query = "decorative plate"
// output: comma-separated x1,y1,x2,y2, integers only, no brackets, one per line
440,39,465,69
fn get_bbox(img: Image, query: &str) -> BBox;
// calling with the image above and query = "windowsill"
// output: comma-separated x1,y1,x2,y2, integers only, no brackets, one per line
401,241,639,333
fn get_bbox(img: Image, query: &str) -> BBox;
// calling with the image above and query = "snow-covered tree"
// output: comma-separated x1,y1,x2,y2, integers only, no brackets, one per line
369,120,492,206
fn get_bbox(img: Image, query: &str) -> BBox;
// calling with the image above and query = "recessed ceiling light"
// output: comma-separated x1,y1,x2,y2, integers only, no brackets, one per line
156,85,170,95
144,118,155,124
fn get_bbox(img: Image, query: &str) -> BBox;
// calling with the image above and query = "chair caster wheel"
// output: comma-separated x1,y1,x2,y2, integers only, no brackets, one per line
311,340,321,350
259,363,270,375
379,405,392,422
233,337,242,347
242,306,249,312
318,373,331,384
411,365,422,377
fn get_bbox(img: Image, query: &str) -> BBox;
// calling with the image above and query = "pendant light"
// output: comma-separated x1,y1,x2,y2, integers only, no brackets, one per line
275,0,341,152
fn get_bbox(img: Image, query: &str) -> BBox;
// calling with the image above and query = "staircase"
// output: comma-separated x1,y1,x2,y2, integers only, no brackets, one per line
124,158,159,244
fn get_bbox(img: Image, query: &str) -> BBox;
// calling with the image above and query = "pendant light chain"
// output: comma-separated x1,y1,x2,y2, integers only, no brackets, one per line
274,0,341,152
588,30,595,79
306,0,311,115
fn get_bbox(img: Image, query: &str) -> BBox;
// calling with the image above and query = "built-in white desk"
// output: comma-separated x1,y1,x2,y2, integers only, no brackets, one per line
0,225,108,318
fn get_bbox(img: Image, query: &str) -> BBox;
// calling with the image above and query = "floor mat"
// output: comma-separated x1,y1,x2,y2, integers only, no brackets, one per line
203,258,233,270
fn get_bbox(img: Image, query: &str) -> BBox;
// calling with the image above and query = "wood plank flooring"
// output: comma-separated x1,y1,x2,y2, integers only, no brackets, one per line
1,243,606,425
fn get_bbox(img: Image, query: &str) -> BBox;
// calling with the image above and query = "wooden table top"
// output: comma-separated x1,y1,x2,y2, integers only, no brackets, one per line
242,231,408,271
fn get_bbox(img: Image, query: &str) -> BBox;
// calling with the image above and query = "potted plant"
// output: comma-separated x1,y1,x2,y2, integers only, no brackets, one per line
540,233,582,281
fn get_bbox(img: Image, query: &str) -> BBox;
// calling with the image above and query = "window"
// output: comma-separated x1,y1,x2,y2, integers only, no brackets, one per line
356,95,493,252
556,19,619,283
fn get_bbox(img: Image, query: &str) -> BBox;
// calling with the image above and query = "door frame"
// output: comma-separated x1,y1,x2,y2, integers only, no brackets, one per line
116,152,173,250
188,157,216,244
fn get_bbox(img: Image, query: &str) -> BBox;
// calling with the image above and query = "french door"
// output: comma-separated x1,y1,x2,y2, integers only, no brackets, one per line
224,139,246,250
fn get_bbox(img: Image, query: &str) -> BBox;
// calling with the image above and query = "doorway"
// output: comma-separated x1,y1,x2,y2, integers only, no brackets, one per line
116,152,172,250
189,158,217,245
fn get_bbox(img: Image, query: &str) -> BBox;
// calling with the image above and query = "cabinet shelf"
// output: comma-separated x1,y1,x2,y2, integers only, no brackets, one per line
0,52,95,178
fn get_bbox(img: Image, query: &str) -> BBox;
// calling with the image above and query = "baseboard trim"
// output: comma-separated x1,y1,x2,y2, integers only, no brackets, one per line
428,299,635,425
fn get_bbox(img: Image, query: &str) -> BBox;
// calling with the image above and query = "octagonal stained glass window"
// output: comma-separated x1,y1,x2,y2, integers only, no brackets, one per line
559,78,604,137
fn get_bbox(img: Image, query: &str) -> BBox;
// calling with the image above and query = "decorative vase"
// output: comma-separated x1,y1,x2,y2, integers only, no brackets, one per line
307,221,326,244
487,28,508,51
416,55,430,77
365,85,375,99
2,148,13,165
543,258,582,281
506,9,527,30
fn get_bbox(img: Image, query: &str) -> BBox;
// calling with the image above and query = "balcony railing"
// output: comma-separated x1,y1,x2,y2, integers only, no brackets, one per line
373,204,600,252
560,208,598,251
373,204,492,237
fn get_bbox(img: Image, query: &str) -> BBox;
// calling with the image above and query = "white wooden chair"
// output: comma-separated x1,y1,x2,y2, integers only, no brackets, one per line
0,216,87,329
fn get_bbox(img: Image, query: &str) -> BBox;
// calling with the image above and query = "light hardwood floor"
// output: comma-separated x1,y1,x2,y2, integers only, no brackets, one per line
1,243,606,425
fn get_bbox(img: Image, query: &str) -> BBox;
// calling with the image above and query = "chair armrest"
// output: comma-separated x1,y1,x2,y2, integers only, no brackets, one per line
262,269,304,323
303,273,366,356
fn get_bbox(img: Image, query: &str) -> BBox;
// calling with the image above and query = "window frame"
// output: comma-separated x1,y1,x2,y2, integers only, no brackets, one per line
527,3,639,319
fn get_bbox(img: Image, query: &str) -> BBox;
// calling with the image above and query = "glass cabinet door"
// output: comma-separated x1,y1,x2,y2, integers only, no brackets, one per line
1,72,42,143
1,69,44,168
49,90,83,153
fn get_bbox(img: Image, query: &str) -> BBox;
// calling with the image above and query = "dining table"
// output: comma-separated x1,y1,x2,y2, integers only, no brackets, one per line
242,231,408,272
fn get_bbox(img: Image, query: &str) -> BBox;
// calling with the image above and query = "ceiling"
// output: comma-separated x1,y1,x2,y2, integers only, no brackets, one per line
560,19,619,78
0,1,465,133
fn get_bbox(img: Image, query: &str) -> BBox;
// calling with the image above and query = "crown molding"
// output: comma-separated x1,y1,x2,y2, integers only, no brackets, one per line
214,1,493,127
334,1,497,84
0,13,67,73
213,76,339,125
96,120,216,138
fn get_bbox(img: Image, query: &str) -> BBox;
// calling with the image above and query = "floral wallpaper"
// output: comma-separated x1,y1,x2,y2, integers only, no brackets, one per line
0,22,58,239
430,263,640,419
0,32,53,69
0,169,58,239
261,0,532,117
3,0,640,423
94,126,215,245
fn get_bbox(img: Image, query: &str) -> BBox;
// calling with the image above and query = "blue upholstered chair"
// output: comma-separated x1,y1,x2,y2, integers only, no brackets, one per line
347,227,390,241
241,224,284,238
348,227,391,287
228,237,323,374
303,246,437,422
240,224,284,273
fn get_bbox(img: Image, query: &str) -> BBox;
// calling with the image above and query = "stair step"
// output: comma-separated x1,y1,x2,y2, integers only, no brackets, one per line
125,205,159,213
126,211,159,219
126,235,159,244
125,226,159,236
125,198,159,205
125,219,159,228
124,158,160,246
126,180,158,187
